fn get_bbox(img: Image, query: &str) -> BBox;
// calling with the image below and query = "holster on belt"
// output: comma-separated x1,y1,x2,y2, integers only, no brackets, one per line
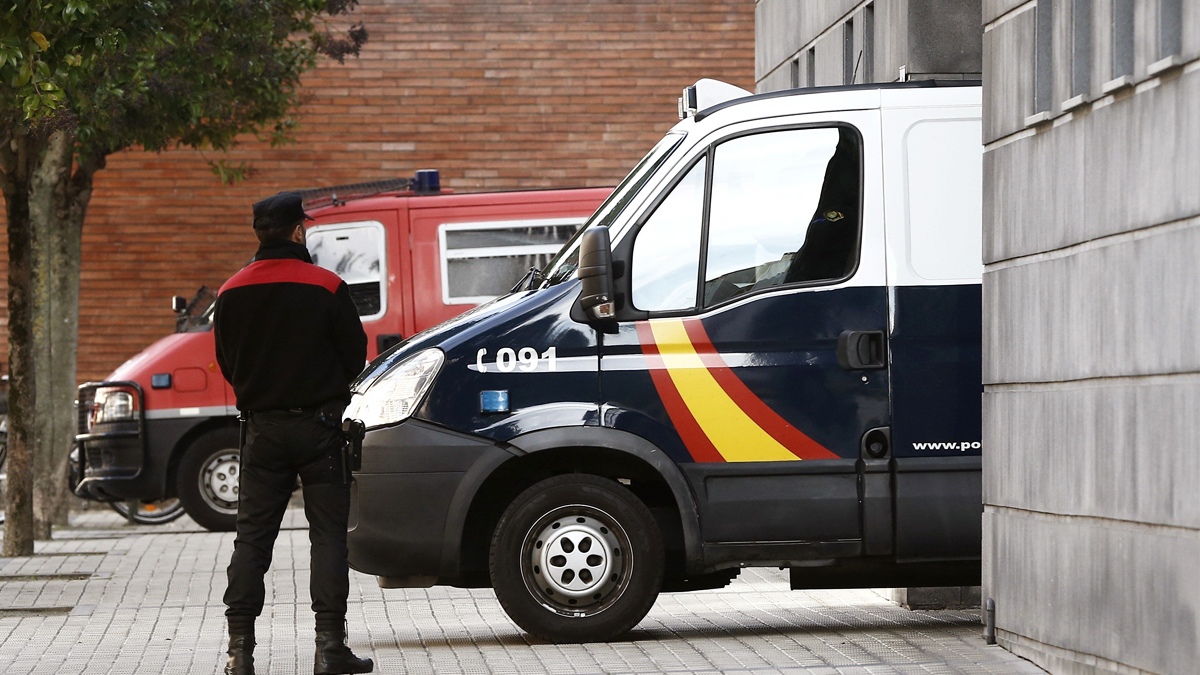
340,419,366,484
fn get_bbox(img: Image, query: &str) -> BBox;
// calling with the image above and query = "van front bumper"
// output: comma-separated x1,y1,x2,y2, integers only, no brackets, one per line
72,381,148,502
347,418,514,585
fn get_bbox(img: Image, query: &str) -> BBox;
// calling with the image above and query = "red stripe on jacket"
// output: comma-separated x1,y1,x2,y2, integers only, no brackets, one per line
219,259,342,295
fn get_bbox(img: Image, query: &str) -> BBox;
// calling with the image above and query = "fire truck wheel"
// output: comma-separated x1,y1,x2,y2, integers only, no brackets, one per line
177,428,241,532
489,474,664,643
108,498,187,525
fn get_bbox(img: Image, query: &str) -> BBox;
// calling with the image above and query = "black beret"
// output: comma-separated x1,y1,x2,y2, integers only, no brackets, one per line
252,191,314,230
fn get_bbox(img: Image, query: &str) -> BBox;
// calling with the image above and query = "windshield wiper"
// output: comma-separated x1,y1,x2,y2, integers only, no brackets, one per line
512,267,548,292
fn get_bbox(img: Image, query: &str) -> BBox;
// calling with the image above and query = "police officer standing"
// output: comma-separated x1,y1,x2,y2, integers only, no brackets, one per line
214,192,373,675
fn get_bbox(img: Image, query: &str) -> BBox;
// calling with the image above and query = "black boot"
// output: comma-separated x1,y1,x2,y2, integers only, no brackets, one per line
225,634,255,675
314,629,373,674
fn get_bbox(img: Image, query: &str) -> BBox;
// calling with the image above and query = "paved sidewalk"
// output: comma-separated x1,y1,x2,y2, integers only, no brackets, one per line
0,509,1043,675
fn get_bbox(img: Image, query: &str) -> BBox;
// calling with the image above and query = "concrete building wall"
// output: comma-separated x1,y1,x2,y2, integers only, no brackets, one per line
982,0,1200,673
755,0,981,93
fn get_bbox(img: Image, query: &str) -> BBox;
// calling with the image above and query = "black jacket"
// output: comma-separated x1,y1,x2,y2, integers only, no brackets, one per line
214,241,368,412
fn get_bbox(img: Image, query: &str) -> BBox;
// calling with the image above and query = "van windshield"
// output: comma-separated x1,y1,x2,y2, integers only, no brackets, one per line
541,132,684,287
176,287,218,333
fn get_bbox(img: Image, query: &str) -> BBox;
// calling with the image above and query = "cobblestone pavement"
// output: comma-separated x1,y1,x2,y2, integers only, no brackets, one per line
0,509,1043,675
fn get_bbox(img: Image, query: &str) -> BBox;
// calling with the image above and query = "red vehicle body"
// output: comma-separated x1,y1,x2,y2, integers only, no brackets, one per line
72,178,611,530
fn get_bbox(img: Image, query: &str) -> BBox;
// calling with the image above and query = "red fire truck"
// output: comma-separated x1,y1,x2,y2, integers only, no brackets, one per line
71,173,611,530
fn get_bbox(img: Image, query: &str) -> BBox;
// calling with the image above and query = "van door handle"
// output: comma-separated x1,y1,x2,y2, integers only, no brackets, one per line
837,330,887,370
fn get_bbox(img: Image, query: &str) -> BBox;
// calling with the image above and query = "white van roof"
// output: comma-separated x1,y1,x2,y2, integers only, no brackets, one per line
673,79,981,135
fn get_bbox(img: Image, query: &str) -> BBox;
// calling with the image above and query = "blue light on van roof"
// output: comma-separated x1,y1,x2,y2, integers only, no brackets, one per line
414,169,441,195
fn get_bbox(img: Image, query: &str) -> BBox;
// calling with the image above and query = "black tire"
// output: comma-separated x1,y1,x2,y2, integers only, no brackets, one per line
489,474,664,643
177,428,241,532
108,498,188,525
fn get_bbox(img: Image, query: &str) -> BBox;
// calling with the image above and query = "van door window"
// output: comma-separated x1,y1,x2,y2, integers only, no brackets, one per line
439,218,585,304
630,157,707,311
307,221,387,320
703,127,860,307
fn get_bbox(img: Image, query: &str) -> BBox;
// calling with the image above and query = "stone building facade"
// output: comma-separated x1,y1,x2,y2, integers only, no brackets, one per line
755,0,982,92
759,0,1200,672
981,1,1200,673
0,0,754,382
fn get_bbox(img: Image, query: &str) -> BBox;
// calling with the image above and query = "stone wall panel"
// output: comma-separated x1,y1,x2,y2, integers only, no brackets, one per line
984,508,1200,675
984,378,1200,528
984,216,1200,384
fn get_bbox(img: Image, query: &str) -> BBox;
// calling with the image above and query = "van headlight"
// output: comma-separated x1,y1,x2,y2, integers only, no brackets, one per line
345,348,444,428
88,385,140,429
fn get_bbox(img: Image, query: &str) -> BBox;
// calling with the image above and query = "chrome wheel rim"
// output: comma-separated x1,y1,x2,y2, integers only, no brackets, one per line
112,498,185,524
521,505,632,617
200,450,240,515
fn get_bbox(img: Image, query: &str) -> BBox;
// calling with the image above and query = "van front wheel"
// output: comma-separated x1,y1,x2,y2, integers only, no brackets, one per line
176,428,241,532
489,474,664,643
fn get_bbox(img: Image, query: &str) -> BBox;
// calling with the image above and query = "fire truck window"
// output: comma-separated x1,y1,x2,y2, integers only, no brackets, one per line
631,157,707,312
440,218,585,305
307,221,386,318
703,127,860,307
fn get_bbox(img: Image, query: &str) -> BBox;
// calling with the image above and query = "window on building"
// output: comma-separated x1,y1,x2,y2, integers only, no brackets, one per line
844,18,856,84
1112,0,1134,78
806,47,816,87
440,218,585,305
630,158,707,312
790,57,801,89
703,127,861,306
1035,0,1054,111
307,221,387,319
904,120,984,281
1072,0,1092,97
864,4,875,83
1159,0,1182,59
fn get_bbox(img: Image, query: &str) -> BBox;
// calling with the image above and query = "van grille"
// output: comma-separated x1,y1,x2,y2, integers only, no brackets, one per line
76,388,95,435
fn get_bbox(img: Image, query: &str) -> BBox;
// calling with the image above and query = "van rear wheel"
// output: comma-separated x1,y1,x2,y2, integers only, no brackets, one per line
489,474,664,643
177,428,241,532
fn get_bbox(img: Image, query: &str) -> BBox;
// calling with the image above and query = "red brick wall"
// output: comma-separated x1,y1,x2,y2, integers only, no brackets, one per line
0,0,753,382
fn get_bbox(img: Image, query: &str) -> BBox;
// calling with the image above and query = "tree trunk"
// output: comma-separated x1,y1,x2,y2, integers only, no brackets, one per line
28,131,78,538
0,128,97,552
1,132,43,557
45,144,101,529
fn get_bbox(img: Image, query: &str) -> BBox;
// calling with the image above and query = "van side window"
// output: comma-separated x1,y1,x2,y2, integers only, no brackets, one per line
704,127,860,306
307,221,387,319
630,157,707,311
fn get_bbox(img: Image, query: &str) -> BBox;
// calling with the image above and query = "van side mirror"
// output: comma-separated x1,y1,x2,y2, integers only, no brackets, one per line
171,296,188,313
576,226,615,320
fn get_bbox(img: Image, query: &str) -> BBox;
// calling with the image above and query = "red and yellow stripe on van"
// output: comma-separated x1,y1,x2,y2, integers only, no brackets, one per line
637,318,836,463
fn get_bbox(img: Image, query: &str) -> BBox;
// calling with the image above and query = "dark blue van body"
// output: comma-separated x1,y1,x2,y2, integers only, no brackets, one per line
344,81,985,640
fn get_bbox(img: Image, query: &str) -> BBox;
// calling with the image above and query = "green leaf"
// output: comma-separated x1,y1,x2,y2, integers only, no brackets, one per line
0,52,7,68
14,61,31,87
30,32,49,51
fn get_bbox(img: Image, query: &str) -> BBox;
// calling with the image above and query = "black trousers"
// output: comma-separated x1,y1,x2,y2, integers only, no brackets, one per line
224,409,349,633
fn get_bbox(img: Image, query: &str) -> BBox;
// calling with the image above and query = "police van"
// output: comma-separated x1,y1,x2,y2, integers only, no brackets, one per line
344,79,984,643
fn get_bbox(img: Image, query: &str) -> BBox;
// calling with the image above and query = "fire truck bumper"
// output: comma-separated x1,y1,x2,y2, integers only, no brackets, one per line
347,418,514,587
72,381,150,502
72,430,151,502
